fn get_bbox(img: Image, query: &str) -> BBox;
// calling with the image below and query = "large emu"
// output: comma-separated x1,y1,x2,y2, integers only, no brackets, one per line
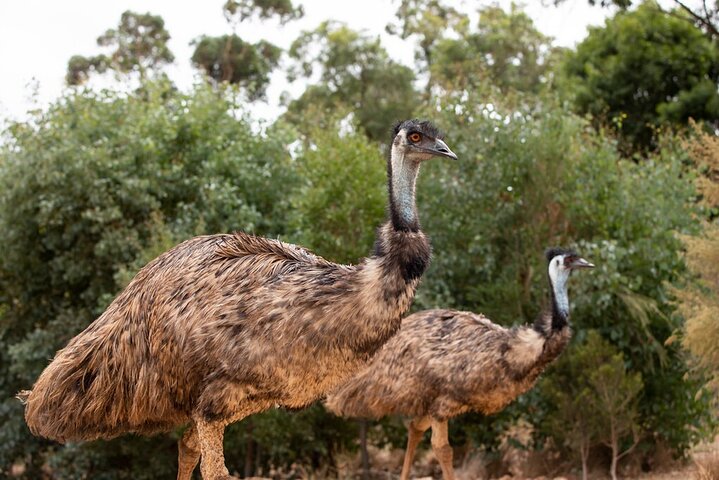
20,120,457,480
326,248,593,480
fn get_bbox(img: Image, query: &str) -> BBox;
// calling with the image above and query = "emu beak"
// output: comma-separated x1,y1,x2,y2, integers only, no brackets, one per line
431,138,458,160
569,257,595,269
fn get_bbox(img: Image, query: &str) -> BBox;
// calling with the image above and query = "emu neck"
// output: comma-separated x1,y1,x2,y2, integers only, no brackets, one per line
388,146,421,232
548,270,570,331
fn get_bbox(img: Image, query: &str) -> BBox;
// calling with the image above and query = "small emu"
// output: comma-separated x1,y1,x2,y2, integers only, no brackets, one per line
19,120,457,480
326,248,594,480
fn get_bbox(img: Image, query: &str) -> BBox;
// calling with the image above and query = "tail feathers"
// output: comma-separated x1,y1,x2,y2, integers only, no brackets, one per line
323,394,344,417
16,390,31,404
324,384,377,419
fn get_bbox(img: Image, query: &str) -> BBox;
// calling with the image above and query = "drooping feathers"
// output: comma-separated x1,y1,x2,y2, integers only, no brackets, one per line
326,308,562,421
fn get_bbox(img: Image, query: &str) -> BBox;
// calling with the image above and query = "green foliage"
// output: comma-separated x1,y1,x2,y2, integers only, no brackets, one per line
385,0,466,74
553,0,719,40
431,3,556,94
410,90,712,456
562,1,719,152
285,21,418,141
3,1,718,475
0,80,297,478
541,331,643,480
289,123,387,264
224,405,358,477
66,11,174,85
190,0,300,99
554,0,632,7
676,127,719,401
191,35,282,100
223,0,303,24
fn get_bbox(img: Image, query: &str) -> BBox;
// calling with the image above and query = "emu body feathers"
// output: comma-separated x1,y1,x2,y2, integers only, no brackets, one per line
24,228,429,442
326,250,593,480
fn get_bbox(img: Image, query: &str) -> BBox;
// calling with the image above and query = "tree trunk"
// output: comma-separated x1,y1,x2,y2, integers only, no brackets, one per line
359,420,370,480
610,437,619,480
222,34,234,83
580,441,589,480
244,420,255,478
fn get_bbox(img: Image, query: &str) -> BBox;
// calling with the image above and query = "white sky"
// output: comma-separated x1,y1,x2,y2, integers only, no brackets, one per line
0,0,616,124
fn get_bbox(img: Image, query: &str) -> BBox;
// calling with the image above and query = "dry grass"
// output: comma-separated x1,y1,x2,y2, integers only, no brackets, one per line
695,446,719,480
327,434,719,480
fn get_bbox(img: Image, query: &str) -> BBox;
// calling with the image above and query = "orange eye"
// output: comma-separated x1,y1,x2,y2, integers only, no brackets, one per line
408,133,421,143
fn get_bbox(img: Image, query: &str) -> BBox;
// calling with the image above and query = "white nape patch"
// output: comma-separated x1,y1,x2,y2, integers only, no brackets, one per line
391,129,419,225
548,255,570,317
507,328,544,367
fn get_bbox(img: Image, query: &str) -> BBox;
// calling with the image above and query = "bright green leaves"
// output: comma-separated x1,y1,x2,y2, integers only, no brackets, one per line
285,21,418,141
66,11,174,85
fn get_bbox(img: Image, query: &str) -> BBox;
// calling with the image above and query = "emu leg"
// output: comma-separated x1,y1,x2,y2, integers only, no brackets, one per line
194,417,237,480
430,419,455,480
177,423,201,480
400,416,431,480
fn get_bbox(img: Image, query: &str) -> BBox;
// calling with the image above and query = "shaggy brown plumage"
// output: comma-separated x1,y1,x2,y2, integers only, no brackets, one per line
19,119,457,480
326,248,594,480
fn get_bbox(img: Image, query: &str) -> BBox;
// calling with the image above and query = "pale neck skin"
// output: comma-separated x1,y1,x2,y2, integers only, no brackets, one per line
548,255,571,326
389,132,421,231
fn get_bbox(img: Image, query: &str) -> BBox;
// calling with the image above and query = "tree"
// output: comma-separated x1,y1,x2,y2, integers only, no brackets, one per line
541,331,642,480
386,0,467,93
561,1,719,152
66,11,174,85
285,21,419,141
675,124,719,399
553,0,719,40
191,35,281,100
223,0,303,24
411,88,712,459
191,0,301,99
430,3,557,94
289,122,387,264
588,341,643,480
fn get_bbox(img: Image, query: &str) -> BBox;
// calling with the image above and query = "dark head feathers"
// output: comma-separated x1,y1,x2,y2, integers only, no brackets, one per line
545,247,578,263
392,119,444,141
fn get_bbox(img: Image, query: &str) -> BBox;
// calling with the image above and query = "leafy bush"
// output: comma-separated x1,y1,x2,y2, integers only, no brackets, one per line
410,91,713,458
542,330,643,480
561,1,719,152
0,80,297,478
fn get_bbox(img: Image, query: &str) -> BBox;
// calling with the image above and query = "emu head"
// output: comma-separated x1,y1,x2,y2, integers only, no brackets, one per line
391,119,457,163
545,247,594,318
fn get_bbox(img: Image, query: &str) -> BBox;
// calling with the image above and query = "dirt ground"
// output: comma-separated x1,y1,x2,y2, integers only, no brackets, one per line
330,435,719,480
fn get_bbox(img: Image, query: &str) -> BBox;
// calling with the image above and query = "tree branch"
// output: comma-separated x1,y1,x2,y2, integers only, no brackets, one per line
616,427,642,461
673,0,719,38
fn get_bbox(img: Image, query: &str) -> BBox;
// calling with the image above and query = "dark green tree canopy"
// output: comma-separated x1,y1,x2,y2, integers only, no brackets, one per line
191,35,281,100
386,0,466,71
190,0,301,99
223,0,303,24
66,10,174,85
562,0,719,151
285,21,419,141
431,3,556,94
553,0,719,39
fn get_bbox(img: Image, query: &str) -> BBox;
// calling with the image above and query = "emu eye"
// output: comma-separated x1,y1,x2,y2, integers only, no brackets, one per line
408,132,421,143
